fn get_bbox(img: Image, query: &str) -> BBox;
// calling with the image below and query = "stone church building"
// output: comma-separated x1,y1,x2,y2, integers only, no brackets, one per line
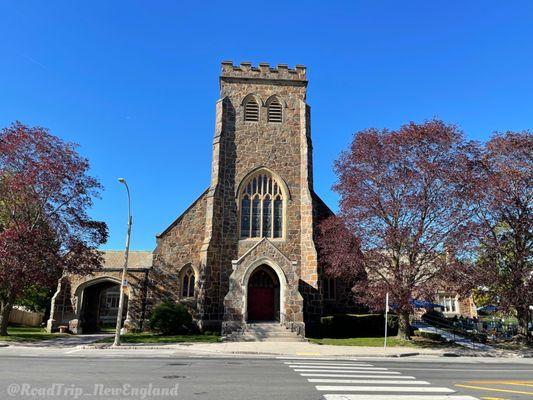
47,62,357,337
47,62,477,337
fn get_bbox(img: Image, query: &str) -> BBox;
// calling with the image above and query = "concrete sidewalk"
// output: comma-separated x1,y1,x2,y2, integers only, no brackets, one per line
3,336,528,358
2,340,530,359
77,340,457,358
178,341,444,357
83,340,528,358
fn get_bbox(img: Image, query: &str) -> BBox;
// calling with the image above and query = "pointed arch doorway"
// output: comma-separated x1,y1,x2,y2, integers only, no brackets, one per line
247,265,280,322
77,278,128,333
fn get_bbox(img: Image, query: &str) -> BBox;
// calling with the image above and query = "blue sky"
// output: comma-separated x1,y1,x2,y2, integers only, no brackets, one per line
1,1,532,251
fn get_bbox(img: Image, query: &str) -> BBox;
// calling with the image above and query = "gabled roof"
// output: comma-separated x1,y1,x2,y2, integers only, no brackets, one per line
156,188,209,238
101,250,153,268
311,190,335,216
234,237,292,266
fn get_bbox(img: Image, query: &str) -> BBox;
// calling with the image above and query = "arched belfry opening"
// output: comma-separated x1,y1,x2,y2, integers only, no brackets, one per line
247,265,280,322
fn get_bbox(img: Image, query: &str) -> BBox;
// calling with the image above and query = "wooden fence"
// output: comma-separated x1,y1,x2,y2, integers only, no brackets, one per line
9,308,44,327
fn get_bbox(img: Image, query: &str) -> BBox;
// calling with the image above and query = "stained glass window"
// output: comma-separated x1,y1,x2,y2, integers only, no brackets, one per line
181,268,195,298
239,172,285,239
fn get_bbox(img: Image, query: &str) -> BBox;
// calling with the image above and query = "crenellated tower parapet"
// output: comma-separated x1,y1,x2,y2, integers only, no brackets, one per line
221,61,307,82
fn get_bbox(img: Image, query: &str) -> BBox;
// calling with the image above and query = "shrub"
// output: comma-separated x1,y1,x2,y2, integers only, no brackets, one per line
149,301,193,335
471,332,488,343
318,314,398,338
414,330,443,341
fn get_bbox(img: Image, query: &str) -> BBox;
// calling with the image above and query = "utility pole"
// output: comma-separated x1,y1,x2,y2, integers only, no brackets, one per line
113,178,132,347
384,292,389,350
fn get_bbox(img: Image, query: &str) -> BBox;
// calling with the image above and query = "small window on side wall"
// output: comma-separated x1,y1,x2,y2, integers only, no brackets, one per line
181,267,195,298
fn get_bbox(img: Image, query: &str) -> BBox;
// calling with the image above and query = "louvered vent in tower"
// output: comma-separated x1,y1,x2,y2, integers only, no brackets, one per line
268,100,282,123
244,99,259,122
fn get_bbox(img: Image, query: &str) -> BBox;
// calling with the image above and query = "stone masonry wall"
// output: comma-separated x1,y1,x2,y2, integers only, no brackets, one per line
150,191,208,321
200,62,315,329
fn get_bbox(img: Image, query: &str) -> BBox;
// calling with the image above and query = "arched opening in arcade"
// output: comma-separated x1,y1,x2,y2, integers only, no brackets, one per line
79,280,128,333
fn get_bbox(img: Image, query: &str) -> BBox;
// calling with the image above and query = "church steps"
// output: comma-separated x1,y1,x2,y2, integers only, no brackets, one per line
222,322,306,342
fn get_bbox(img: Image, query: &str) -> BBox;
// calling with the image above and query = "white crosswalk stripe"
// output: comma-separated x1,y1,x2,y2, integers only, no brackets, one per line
293,369,400,374
281,358,480,400
308,379,430,385
322,396,480,400
300,374,416,379
316,386,455,393
277,357,356,361
289,365,388,370
284,362,373,367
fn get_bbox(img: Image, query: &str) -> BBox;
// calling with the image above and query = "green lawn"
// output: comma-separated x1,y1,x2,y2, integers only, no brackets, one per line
0,327,67,342
309,336,454,348
309,337,414,347
97,332,220,344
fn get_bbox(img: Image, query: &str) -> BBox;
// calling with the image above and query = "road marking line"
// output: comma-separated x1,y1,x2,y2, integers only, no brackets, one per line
316,386,455,393
289,365,388,370
285,362,372,366
322,395,479,400
386,367,533,373
308,379,430,385
465,381,533,387
467,381,533,384
64,349,83,354
455,384,533,396
300,374,416,379
294,369,400,374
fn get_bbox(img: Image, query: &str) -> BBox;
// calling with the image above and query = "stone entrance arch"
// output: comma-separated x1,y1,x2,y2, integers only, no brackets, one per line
243,261,285,322
74,277,128,334
222,238,304,336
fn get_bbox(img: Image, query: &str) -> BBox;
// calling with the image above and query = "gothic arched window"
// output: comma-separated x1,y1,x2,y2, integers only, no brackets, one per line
239,171,285,239
181,266,195,298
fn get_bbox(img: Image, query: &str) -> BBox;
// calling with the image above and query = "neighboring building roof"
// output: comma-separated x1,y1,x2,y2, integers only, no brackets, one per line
101,250,153,269
312,190,335,216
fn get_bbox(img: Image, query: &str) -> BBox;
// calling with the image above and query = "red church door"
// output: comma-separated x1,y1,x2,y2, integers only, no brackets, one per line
248,287,275,321
247,267,279,321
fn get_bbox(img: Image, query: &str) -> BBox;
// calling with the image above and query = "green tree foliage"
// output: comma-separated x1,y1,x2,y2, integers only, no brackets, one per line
0,122,108,335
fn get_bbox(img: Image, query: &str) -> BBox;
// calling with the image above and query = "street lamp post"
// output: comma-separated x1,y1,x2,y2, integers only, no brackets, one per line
113,178,132,347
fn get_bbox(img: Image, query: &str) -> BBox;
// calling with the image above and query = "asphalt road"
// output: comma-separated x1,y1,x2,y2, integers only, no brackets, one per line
0,352,531,400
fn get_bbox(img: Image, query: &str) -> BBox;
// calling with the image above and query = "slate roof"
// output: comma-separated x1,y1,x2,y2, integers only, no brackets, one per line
101,250,153,269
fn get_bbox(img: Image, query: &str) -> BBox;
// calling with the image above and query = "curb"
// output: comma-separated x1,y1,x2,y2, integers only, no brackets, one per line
442,352,461,357
75,344,435,358
390,352,420,357
77,344,181,350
